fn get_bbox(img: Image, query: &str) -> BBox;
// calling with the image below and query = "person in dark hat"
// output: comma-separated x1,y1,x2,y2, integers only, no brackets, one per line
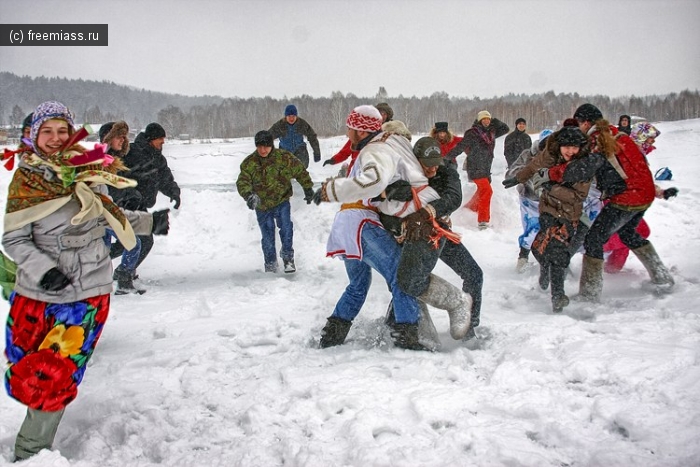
617,114,632,135
268,104,321,168
236,130,315,274
108,122,180,274
502,123,595,312
100,121,170,295
430,121,463,171
569,103,674,300
384,136,485,340
504,117,532,168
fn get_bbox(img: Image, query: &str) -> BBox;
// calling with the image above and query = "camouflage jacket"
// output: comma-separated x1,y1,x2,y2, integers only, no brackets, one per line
236,148,314,211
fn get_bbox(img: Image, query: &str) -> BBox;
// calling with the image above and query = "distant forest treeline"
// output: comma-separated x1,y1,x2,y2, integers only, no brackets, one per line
2,72,699,139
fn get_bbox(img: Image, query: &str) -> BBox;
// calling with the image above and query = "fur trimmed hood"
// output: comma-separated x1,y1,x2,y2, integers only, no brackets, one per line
99,120,130,157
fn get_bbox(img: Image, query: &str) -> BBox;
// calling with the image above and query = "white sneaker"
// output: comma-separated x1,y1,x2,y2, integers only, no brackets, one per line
516,257,529,273
478,222,489,230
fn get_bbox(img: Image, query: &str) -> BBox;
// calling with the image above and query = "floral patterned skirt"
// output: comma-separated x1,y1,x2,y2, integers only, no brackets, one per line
4,293,110,411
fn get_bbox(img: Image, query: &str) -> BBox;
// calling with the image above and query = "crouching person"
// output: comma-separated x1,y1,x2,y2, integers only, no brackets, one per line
2,101,158,461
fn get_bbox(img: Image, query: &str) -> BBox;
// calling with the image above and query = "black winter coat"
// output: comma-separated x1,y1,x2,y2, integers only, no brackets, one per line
504,130,532,168
447,118,510,180
109,133,181,211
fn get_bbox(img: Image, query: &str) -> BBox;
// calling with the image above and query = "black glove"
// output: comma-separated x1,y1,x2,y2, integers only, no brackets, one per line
152,209,170,235
323,159,335,167
303,187,315,204
403,208,434,242
312,187,324,205
314,154,321,163
384,180,413,202
502,177,518,189
246,193,261,210
663,187,679,200
169,194,181,210
40,267,70,292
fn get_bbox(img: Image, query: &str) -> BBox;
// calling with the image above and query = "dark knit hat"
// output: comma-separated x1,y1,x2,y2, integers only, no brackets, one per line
284,104,298,116
555,126,588,147
515,117,526,125
434,121,449,132
22,113,33,132
375,102,394,122
573,103,603,123
144,122,166,141
562,118,579,128
254,130,274,147
413,136,444,167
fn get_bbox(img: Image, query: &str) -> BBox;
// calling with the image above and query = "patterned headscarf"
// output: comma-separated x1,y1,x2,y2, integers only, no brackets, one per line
629,122,661,155
30,101,76,156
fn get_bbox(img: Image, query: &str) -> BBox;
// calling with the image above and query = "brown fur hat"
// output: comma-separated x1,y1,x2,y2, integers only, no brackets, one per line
99,120,130,156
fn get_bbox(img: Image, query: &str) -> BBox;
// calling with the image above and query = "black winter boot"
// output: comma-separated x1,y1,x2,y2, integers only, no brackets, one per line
550,265,569,313
319,316,352,348
390,323,431,351
113,266,146,295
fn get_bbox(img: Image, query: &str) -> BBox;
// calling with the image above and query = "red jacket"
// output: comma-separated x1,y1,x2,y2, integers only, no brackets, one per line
603,126,655,207
329,139,360,170
439,135,463,158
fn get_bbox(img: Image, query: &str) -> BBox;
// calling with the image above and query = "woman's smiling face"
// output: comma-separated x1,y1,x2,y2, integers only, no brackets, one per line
36,119,70,155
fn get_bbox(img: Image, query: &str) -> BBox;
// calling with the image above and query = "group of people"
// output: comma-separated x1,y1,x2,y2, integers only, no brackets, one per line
503,104,677,312
1,99,678,461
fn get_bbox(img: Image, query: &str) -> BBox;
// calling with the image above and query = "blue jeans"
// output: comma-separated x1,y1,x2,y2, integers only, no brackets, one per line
106,228,141,271
331,223,420,324
255,200,294,266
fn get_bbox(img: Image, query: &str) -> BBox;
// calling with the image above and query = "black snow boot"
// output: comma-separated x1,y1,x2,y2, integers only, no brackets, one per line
390,323,431,351
113,266,146,295
319,316,352,348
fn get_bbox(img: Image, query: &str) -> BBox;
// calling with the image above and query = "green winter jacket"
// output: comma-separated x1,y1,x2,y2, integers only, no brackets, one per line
236,148,314,211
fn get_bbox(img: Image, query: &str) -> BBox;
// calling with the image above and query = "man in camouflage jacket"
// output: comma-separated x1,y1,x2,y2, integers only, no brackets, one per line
236,130,315,273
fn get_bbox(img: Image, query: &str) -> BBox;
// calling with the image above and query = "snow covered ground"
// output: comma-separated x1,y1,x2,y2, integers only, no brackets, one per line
1,119,699,466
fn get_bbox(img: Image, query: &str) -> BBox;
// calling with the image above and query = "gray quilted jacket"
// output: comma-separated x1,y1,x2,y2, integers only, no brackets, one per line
3,167,153,303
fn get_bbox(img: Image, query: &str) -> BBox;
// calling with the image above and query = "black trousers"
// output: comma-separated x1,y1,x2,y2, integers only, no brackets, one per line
439,240,484,326
584,204,648,259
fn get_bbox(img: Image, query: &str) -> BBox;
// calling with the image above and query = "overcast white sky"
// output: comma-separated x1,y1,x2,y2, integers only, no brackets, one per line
2,0,699,100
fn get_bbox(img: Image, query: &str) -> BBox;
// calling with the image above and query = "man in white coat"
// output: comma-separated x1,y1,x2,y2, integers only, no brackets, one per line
314,106,472,349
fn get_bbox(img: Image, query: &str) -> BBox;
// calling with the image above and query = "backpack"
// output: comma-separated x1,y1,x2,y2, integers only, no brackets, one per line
655,167,673,181
0,250,17,301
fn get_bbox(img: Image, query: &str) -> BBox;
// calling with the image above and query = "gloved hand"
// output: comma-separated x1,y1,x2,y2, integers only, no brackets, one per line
384,180,413,202
246,193,261,210
152,209,170,235
663,187,679,200
314,154,321,163
502,177,518,189
40,267,70,292
312,185,327,205
403,208,434,242
169,194,181,210
304,187,315,204
323,158,334,167
531,168,551,191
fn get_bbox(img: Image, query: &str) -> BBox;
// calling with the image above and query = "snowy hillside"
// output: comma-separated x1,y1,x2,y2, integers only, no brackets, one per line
1,119,699,466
